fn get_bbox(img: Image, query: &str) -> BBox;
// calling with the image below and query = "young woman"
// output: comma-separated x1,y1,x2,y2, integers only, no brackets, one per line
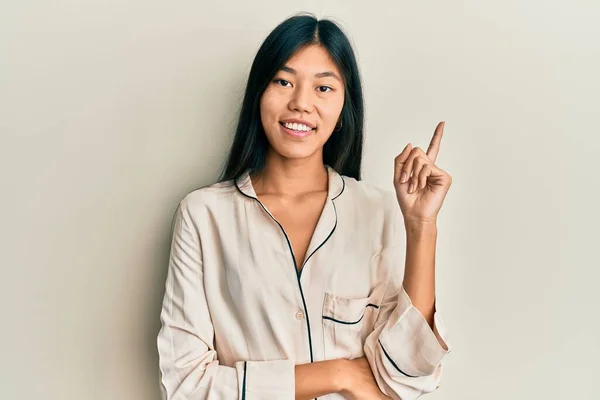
157,13,452,400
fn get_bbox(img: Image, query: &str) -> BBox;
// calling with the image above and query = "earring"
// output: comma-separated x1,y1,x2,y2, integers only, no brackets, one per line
334,120,343,131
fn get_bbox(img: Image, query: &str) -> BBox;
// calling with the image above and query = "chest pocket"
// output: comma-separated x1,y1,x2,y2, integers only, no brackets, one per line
322,282,387,360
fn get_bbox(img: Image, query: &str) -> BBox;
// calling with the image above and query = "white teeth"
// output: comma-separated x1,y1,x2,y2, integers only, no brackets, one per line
283,122,312,132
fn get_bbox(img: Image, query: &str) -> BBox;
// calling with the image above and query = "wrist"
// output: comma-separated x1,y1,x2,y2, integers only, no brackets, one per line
403,214,437,227
404,219,437,236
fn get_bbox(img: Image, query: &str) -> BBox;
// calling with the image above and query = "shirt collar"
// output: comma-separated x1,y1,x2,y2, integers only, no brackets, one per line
234,164,345,201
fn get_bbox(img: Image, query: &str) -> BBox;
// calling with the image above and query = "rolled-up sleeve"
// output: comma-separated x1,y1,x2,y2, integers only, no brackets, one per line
363,194,452,399
364,278,451,399
157,198,296,400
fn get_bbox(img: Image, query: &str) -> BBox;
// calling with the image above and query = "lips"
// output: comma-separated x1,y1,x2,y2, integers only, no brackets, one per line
279,122,315,138
279,119,316,129
278,121,316,131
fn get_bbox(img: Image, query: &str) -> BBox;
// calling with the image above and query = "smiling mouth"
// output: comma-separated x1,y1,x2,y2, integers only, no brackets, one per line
278,121,316,132
278,122,316,138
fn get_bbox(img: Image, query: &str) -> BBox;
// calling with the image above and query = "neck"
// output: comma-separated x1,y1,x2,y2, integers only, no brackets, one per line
251,152,328,197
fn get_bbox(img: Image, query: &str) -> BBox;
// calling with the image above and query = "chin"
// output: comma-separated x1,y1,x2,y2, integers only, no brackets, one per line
280,148,317,160
271,141,319,160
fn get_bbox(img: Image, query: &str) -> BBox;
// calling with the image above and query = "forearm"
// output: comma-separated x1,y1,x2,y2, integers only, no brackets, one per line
402,220,437,330
294,359,345,400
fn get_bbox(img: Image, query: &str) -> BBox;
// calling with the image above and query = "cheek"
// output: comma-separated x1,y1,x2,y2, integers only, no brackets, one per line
322,97,345,123
260,90,280,121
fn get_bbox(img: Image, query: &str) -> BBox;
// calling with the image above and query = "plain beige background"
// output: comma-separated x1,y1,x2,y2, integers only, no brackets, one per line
1,1,599,399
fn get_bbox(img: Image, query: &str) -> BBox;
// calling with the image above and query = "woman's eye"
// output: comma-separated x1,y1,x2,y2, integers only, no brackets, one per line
274,79,291,87
273,79,332,93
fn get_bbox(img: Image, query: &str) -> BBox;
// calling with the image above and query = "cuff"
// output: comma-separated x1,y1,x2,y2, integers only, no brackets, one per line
379,286,451,378
235,359,295,400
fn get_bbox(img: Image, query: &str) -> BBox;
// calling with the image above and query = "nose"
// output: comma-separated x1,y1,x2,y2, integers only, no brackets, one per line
288,83,314,113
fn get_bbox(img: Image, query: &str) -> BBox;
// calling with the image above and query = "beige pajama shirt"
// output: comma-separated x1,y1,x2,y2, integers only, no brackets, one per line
157,166,451,399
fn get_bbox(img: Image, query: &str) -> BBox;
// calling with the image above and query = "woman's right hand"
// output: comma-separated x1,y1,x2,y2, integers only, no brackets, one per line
338,357,391,400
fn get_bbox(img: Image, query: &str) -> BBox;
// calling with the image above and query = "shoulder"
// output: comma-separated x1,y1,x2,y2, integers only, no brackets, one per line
177,179,238,216
339,175,402,248
340,175,398,215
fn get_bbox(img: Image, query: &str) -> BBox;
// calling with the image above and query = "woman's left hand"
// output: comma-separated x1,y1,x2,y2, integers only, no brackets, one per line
394,121,452,224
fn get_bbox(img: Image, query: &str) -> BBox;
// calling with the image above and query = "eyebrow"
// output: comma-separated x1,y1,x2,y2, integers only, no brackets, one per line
279,66,342,82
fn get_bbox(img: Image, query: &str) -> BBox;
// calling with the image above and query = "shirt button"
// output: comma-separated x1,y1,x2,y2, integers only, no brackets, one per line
295,310,305,320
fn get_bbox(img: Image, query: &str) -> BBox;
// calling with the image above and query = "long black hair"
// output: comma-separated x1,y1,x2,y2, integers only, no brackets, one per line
219,12,365,182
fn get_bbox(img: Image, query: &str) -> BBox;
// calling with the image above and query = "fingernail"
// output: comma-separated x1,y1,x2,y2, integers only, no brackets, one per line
409,183,414,193
401,172,408,183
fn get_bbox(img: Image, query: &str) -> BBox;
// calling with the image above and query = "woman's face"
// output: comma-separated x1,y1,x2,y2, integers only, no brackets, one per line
259,44,345,161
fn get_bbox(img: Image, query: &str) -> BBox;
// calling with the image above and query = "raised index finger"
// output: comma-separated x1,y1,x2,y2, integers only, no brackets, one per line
426,121,445,163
